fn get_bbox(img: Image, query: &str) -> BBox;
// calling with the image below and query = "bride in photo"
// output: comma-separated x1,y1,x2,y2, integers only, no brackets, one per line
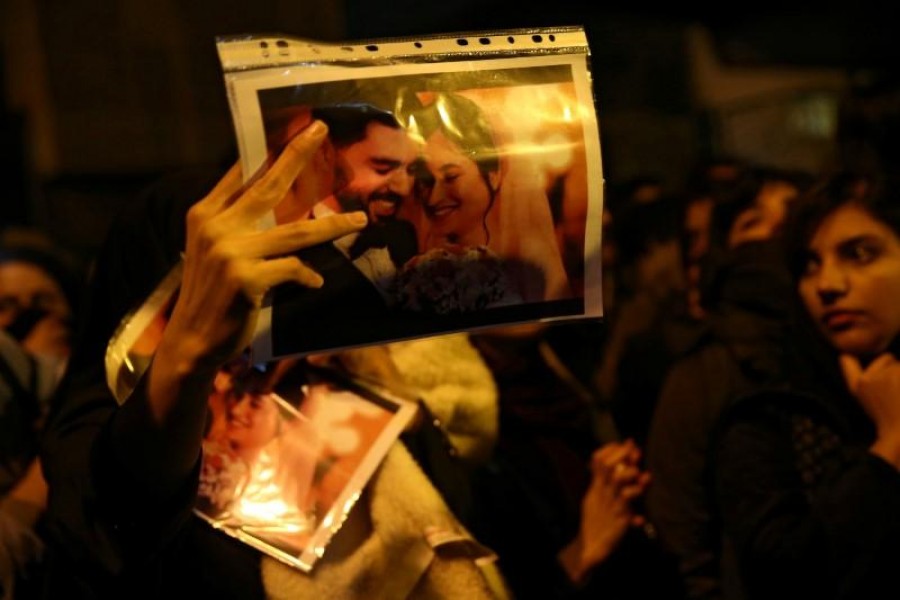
397,91,574,311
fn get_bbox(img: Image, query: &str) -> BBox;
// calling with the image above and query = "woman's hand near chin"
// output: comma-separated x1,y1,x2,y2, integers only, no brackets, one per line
841,353,900,467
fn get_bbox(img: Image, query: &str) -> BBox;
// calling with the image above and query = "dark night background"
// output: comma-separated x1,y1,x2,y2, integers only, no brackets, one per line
2,0,898,266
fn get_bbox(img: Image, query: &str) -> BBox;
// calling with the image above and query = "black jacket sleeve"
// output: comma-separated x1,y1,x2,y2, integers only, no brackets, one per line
713,392,900,600
39,171,215,589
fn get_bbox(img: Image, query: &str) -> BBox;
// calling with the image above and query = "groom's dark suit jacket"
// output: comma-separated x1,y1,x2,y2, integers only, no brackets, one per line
270,219,420,357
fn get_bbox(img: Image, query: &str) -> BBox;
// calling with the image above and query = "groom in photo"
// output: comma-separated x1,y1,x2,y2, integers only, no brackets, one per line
264,96,424,357
311,102,420,299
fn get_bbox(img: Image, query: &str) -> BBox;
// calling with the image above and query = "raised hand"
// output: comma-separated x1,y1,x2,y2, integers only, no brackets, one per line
159,121,366,378
114,121,367,494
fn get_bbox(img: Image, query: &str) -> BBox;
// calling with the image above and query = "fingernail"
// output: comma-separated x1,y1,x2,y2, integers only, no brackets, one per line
349,211,368,225
307,120,328,139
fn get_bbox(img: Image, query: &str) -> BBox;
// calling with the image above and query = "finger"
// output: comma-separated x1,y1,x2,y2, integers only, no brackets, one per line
621,438,641,463
840,354,863,394
867,353,897,374
619,485,646,502
593,442,622,465
623,444,642,466
227,211,368,259
598,444,634,470
226,121,329,223
611,464,641,486
245,256,325,299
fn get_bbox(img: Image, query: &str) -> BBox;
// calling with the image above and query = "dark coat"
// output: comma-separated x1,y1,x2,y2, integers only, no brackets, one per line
646,240,795,600
40,170,270,600
713,388,900,600
709,250,900,600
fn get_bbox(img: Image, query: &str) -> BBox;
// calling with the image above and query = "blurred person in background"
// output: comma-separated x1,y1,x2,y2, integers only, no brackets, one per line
713,171,900,599
645,167,810,600
0,232,81,600
468,322,684,599
594,183,688,446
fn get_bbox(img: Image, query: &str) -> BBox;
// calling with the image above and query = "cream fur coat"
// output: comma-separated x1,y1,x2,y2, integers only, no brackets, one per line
262,333,509,599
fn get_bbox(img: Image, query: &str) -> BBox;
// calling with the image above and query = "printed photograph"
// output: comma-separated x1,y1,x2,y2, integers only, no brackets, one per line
195,360,416,571
104,266,417,572
224,55,604,361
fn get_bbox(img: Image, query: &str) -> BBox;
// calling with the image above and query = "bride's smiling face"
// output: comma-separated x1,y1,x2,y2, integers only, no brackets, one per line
226,393,280,457
420,130,497,246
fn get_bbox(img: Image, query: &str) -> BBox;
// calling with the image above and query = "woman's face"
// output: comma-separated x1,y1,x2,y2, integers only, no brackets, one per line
226,393,281,454
0,261,70,328
799,203,900,357
420,130,496,246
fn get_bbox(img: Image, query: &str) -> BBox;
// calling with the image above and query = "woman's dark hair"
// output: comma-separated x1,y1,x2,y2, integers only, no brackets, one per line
311,103,401,148
262,78,414,154
784,170,900,281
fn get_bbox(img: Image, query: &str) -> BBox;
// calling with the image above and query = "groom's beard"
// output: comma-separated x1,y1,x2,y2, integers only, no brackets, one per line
336,188,405,222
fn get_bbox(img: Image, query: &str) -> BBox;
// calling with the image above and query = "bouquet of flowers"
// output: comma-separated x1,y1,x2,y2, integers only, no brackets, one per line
395,246,514,315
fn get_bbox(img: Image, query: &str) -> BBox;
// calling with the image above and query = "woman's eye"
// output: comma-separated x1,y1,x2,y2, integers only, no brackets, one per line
443,173,460,184
847,242,879,264
801,256,820,277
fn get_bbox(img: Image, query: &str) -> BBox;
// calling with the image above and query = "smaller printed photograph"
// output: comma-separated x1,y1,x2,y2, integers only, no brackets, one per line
103,266,417,572
196,361,416,571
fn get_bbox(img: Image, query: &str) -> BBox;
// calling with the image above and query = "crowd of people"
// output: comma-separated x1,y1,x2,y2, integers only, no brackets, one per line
1,65,899,600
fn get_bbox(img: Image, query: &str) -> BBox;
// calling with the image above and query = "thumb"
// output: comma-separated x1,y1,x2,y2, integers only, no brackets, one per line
840,353,863,395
